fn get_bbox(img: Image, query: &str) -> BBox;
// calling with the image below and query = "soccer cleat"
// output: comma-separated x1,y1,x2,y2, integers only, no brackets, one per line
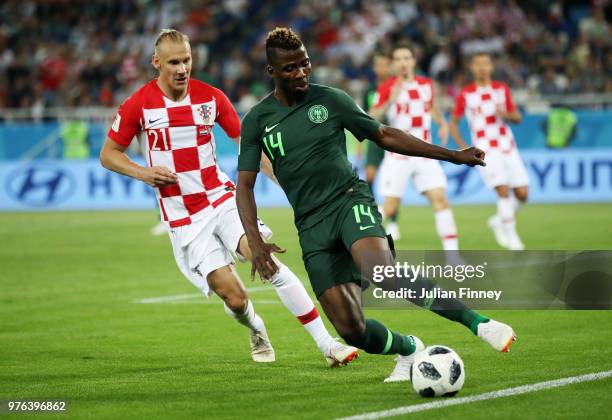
387,222,401,241
384,335,425,383
477,319,516,352
249,325,275,363
488,215,508,249
506,235,525,251
324,339,359,368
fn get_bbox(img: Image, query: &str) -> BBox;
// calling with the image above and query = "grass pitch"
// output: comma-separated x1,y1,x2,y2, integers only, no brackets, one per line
1,203,611,419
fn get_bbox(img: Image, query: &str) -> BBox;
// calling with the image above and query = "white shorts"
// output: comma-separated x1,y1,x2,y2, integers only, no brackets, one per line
378,155,447,197
167,196,272,296
477,148,530,189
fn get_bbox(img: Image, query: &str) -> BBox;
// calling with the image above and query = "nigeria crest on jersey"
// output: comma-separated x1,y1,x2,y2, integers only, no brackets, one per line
308,105,328,123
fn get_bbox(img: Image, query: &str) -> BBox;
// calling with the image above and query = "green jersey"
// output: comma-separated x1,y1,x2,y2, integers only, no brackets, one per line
238,84,381,230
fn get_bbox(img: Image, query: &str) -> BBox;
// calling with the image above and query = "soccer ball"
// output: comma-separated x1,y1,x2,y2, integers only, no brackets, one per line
410,345,465,397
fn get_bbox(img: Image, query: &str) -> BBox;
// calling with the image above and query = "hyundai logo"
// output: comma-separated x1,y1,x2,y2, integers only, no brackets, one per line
444,164,480,198
6,164,75,207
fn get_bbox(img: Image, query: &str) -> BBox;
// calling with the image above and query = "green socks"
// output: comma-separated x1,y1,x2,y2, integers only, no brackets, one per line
357,313,485,357
465,311,490,335
363,319,417,356
430,301,489,335
406,277,489,334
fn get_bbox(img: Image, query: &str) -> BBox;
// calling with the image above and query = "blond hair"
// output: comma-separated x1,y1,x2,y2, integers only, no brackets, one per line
154,29,189,52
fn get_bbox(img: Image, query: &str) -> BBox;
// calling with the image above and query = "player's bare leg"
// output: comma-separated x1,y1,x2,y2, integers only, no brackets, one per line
237,235,358,367
382,196,401,240
512,186,529,209
207,264,275,362
424,188,463,265
492,185,524,250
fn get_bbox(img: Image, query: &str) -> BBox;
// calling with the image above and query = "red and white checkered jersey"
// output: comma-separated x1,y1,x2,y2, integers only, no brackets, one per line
453,81,517,154
375,75,434,142
374,76,434,160
107,79,241,228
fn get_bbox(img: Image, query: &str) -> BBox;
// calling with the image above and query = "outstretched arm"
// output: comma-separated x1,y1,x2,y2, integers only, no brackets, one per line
372,125,485,167
236,170,284,280
100,138,178,187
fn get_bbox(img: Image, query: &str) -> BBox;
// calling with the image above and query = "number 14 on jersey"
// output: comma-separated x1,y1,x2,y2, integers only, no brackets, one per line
262,132,285,159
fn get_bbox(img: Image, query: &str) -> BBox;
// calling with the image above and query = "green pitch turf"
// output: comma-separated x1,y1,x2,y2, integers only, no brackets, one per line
1,203,611,419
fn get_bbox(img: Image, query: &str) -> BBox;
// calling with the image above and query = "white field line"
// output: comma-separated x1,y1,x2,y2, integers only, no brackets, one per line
133,286,272,304
165,299,280,305
338,369,612,420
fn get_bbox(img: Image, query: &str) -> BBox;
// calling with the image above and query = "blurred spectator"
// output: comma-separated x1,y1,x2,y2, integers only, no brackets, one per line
0,0,610,115
537,67,567,95
580,5,609,41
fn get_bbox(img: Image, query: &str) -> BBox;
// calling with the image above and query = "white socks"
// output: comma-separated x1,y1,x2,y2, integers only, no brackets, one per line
270,264,332,353
510,195,521,213
223,264,333,354
224,299,265,334
497,197,518,239
435,209,459,250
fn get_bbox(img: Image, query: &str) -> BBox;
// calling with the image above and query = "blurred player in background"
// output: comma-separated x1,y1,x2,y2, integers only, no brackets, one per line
363,52,392,192
370,44,461,260
450,52,528,250
237,28,516,383
100,29,357,367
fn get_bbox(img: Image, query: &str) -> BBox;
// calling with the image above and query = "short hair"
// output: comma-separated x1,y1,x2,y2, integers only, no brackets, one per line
265,27,302,63
392,42,415,58
155,28,189,52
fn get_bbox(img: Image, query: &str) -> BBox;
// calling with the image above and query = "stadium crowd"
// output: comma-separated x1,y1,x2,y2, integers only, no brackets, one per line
0,0,610,113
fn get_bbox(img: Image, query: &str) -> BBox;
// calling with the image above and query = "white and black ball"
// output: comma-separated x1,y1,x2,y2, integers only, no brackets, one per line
410,345,465,397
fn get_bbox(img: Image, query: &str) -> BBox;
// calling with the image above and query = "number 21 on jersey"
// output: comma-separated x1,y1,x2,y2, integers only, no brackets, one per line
147,128,169,151
262,132,285,160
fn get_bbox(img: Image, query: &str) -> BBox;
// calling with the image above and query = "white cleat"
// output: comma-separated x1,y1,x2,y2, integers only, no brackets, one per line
507,235,525,251
477,319,516,352
384,335,425,383
250,326,275,363
324,338,359,368
488,216,508,249
387,222,401,241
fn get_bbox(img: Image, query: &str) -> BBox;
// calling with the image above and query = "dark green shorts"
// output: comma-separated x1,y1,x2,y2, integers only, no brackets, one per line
365,140,385,167
298,182,387,298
